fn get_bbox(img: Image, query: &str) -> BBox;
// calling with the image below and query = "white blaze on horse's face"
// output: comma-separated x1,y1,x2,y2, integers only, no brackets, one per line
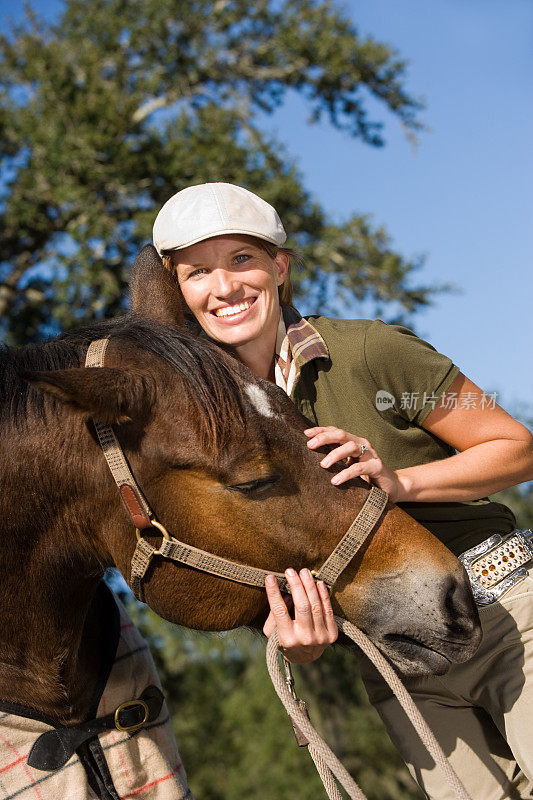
245,383,277,419
173,234,289,358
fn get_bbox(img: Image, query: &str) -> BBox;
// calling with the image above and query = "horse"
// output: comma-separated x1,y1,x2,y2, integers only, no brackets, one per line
0,245,481,797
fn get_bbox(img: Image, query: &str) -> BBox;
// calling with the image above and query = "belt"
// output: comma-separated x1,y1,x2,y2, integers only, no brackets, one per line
459,529,533,606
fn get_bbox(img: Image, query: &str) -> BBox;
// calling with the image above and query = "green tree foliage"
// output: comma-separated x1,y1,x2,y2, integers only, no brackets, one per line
0,0,442,345
494,483,533,530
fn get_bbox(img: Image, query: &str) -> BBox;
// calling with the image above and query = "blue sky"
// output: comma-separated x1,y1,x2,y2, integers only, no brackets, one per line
259,0,533,416
2,0,532,415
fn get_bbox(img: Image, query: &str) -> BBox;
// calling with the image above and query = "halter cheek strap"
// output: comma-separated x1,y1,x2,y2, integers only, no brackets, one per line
85,338,152,529
85,338,388,602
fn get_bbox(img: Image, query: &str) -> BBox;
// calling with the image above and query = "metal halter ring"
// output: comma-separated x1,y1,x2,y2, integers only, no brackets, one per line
310,570,332,593
135,518,171,544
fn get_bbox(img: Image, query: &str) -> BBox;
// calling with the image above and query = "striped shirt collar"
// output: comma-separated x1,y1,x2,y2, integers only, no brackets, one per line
274,306,329,396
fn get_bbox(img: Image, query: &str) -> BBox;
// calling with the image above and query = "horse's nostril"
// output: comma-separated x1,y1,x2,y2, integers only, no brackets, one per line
444,577,460,615
442,574,481,638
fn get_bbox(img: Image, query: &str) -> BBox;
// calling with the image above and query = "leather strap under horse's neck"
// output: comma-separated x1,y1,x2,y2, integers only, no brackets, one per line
85,338,388,601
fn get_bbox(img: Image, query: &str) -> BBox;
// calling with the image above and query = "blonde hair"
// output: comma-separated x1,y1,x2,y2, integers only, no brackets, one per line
161,236,299,322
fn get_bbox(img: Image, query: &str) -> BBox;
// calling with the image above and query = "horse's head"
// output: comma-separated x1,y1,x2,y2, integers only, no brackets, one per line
25,246,481,676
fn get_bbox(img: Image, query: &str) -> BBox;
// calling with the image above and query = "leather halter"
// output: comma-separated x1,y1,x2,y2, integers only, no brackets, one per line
85,338,388,602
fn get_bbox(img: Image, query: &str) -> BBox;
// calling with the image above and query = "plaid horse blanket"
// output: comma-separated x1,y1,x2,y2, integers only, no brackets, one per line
0,584,192,800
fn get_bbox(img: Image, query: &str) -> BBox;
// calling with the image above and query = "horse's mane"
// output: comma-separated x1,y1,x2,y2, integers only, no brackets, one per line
0,315,245,446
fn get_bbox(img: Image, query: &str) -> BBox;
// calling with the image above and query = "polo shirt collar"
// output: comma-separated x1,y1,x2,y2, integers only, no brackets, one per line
274,306,329,395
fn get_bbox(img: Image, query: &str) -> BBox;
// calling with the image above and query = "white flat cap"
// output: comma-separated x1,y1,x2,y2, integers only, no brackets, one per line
152,182,287,255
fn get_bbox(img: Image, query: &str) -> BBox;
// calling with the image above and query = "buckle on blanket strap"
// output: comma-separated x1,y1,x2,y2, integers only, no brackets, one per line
27,686,164,771
114,698,149,733
459,529,533,606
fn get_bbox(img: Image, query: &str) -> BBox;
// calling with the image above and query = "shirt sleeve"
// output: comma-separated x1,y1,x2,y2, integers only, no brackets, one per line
363,320,460,425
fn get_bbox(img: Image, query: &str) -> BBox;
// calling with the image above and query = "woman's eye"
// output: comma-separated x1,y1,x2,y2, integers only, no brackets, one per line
188,267,208,278
233,254,251,264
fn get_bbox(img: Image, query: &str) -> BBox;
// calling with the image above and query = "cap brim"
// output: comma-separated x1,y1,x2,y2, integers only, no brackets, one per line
156,227,286,255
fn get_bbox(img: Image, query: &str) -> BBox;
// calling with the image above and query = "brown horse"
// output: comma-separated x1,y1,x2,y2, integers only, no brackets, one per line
0,245,481,736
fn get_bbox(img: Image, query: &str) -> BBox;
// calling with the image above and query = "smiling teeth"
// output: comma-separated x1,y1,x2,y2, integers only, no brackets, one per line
214,300,254,317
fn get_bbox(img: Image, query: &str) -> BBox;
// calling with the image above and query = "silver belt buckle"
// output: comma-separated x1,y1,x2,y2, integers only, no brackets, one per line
458,529,533,606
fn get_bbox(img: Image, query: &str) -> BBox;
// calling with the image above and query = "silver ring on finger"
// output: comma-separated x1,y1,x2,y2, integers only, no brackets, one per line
359,443,368,457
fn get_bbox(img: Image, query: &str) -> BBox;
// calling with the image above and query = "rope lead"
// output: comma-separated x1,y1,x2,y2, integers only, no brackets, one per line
266,617,472,800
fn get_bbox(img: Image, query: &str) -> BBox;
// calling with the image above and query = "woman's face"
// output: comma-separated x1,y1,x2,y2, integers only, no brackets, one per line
172,234,289,348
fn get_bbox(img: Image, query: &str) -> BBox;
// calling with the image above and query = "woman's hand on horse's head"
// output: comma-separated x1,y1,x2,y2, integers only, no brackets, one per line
263,569,338,664
305,426,402,502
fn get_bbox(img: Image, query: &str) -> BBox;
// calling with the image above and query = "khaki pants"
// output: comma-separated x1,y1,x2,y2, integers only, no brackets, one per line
361,570,533,800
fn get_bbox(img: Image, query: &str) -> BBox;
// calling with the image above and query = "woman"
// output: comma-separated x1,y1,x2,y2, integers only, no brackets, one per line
152,182,533,799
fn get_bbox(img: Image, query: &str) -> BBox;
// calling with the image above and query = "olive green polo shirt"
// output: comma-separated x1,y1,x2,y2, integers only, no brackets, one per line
287,314,515,556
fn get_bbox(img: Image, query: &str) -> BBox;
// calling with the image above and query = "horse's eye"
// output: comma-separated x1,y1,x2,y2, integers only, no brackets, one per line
228,475,280,494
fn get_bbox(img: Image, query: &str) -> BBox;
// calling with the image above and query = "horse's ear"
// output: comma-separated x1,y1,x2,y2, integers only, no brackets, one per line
130,244,187,329
23,367,155,425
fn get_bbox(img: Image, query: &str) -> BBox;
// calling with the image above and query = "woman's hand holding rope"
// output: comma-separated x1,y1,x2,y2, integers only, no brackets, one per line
263,569,338,664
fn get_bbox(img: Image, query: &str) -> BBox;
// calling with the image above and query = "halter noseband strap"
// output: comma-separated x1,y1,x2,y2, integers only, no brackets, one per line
85,338,388,602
